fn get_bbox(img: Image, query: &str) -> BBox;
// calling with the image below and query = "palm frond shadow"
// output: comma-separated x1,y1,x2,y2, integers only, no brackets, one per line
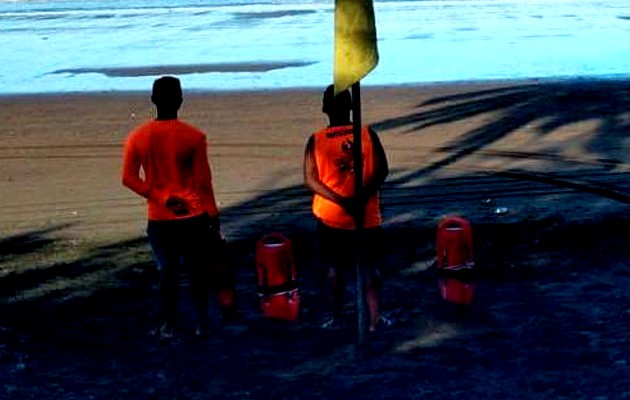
0,223,74,263
0,235,151,304
373,79,630,180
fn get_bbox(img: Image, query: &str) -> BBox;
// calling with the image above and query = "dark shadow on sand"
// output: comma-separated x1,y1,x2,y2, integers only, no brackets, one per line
0,223,74,263
373,79,630,192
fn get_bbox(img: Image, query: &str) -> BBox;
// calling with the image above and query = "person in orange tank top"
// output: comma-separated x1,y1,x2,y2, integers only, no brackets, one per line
303,85,390,332
122,76,230,339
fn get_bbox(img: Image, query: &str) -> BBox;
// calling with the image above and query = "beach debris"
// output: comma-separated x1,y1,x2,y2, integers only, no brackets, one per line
56,210,78,217
156,370,167,382
394,322,458,352
223,324,248,334
495,207,509,215
399,260,433,276
15,354,25,371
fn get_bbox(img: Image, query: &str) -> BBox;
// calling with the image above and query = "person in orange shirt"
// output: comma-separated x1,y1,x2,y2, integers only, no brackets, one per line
122,76,224,339
303,85,390,332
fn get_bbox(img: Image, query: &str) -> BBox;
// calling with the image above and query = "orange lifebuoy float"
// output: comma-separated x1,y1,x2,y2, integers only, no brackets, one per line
256,233,300,321
435,216,476,305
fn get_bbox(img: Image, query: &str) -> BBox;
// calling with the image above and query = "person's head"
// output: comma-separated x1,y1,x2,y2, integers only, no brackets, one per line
151,76,183,116
322,84,352,119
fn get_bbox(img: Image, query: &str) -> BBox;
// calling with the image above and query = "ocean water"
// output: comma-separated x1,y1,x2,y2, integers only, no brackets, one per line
1,0,630,94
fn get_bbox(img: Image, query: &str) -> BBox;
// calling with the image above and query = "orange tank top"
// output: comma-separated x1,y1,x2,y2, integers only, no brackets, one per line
312,125,381,230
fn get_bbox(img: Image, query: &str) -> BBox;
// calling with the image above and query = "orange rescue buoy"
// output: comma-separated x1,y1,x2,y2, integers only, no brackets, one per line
435,215,476,305
256,232,300,321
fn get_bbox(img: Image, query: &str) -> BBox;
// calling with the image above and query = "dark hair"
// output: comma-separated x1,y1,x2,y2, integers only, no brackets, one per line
151,76,182,106
322,84,352,114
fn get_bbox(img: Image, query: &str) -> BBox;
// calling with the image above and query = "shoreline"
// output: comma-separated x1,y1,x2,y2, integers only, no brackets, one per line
2,75,630,99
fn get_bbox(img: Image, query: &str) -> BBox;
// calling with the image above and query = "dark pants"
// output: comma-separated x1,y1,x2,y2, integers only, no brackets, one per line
147,213,220,327
317,220,384,319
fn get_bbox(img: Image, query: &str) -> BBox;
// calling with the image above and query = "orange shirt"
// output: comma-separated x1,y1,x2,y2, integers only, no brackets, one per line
312,125,381,229
122,119,218,221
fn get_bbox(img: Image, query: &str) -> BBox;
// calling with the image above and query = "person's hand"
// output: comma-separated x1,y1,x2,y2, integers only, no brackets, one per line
165,195,190,216
339,196,358,217
339,195,368,221
346,196,369,216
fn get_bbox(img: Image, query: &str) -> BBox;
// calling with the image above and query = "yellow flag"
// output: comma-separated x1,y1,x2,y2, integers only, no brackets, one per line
334,0,379,95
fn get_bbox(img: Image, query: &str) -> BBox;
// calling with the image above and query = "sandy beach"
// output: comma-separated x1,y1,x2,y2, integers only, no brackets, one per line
3,79,629,239
1,80,630,398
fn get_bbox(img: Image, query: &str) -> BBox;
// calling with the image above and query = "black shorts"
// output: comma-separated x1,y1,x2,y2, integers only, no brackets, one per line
316,220,384,285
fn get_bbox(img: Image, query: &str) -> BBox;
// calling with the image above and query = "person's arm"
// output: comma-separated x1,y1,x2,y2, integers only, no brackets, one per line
303,135,354,213
194,135,220,229
362,127,389,201
122,134,166,205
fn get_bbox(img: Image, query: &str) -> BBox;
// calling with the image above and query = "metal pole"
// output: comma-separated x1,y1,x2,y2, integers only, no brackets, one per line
351,82,365,343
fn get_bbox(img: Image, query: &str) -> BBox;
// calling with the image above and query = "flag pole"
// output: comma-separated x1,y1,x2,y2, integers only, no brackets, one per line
351,81,366,343
333,0,378,344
